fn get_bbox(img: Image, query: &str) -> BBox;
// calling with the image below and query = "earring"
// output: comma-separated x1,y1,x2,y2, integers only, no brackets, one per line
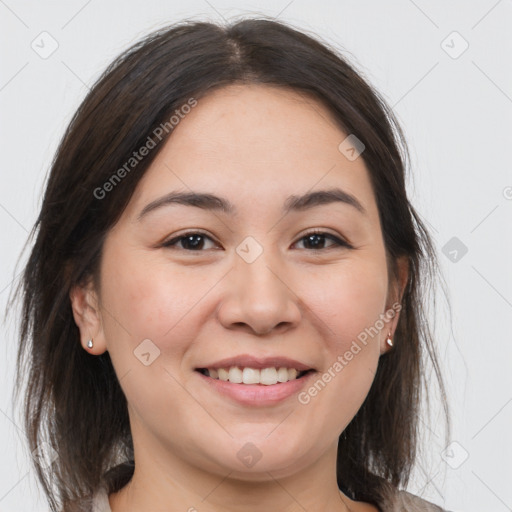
385,332,393,347
87,339,93,349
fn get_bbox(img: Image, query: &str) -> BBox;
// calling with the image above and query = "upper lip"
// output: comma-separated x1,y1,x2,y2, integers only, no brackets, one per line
195,354,315,371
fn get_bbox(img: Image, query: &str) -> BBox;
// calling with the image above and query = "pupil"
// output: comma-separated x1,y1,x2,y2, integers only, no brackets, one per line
184,235,203,249
306,234,324,249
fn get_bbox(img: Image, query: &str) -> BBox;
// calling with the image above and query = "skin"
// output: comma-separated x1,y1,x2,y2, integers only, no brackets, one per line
70,84,408,512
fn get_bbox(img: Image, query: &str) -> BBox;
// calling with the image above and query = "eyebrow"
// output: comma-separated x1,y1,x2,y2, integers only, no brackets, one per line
136,187,366,221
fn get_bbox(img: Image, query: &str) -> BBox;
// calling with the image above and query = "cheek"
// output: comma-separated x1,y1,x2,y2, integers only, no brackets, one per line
99,244,217,365
296,261,386,437
98,250,214,439
305,256,388,347
297,256,387,414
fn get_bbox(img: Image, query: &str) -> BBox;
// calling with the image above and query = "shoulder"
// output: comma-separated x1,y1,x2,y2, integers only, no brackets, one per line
90,485,452,512
91,486,112,512
383,489,452,512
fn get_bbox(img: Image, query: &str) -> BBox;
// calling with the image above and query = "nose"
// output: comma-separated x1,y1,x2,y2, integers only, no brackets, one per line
217,253,302,336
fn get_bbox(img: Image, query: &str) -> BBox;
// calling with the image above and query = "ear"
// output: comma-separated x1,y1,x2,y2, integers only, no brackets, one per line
380,255,409,355
69,276,107,355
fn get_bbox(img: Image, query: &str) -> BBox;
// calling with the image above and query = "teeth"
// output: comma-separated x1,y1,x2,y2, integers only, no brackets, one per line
277,367,289,382
228,367,243,383
288,368,298,380
260,367,278,385
203,366,308,384
242,367,260,384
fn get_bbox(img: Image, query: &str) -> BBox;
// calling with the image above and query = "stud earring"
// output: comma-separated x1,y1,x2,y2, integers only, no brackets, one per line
87,339,93,349
385,332,393,347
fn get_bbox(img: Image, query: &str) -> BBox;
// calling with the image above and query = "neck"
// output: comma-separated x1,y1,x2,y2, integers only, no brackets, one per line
108,436,356,512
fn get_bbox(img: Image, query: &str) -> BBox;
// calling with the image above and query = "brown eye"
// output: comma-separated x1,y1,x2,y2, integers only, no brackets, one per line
294,231,351,250
161,232,218,251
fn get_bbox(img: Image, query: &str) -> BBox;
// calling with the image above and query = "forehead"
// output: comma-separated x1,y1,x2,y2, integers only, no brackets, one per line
123,84,378,222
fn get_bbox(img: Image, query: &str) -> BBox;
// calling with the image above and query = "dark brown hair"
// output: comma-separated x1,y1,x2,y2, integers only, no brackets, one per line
6,16,450,511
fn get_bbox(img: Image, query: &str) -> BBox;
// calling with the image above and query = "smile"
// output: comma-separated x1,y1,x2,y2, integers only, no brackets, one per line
196,366,313,385
194,367,316,406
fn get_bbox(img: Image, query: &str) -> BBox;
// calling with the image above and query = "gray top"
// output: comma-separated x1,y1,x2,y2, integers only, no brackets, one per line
91,486,451,511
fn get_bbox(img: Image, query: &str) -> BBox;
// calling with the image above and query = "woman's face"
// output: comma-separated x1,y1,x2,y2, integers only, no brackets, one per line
74,84,405,481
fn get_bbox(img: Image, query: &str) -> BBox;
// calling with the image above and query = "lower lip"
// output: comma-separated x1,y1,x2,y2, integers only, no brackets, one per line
196,371,316,406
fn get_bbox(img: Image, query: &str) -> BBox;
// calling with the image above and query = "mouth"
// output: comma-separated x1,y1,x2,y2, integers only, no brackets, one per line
194,366,317,406
195,367,315,385
193,355,317,405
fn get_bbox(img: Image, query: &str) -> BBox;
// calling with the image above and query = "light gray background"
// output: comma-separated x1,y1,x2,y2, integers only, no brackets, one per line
1,1,511,511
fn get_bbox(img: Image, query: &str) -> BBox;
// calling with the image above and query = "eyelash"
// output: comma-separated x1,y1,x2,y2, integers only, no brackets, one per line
160,229,352,252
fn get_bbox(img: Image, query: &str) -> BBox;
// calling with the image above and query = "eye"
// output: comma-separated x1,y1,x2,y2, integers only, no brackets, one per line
160,229,352,252
293,230,352,250
161,231,218,251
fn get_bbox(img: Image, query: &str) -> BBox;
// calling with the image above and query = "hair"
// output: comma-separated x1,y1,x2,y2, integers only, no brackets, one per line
6,16,450,511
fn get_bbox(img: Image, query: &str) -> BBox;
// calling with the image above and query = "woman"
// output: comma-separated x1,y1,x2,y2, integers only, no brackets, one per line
9,17,451,512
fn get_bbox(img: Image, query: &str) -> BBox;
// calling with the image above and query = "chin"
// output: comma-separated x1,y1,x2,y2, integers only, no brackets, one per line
199,436,313,479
